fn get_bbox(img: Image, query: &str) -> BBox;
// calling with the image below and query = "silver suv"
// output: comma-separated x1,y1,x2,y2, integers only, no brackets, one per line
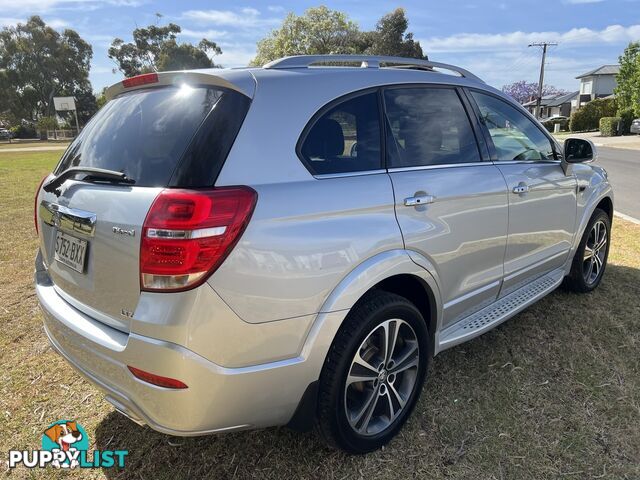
35,55,613,453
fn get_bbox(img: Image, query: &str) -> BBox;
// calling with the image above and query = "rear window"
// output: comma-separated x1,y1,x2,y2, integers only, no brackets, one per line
55,85,250,187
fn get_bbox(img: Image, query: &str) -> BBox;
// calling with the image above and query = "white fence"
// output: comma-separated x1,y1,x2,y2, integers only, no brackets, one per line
45,129,78,140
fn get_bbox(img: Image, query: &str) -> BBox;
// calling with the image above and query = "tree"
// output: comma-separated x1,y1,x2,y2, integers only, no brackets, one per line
360,8,424,59
251,6,425,66
0,16,93,121
614,42,640,116
251,6,360,66
108,23,222,77
501,80,567,104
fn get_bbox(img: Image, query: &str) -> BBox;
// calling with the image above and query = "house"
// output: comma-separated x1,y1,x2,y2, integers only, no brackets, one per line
523,91,579,119
575,65,619,108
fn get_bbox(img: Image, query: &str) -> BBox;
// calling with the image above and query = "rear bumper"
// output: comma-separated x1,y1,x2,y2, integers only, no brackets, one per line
35,266,328,436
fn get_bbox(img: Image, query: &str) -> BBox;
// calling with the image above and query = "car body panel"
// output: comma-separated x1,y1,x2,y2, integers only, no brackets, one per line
389,165,508,327
495,162,578,294
207,173,403,323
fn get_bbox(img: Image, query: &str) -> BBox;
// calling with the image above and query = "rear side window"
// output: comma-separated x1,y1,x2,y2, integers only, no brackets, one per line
56,86,250,187
300,92,381,175
384,87,481,168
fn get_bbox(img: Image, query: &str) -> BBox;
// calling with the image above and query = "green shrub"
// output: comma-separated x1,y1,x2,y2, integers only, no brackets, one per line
599,117,621,136
570,97,617,132
542,117,569,132
618,107,636,134
9,124,37,139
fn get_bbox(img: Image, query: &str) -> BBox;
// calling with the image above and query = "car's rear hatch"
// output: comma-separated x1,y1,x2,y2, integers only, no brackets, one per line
36,72,253,332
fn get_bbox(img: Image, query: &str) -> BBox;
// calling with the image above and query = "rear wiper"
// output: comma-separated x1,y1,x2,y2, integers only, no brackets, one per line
43,167,135,193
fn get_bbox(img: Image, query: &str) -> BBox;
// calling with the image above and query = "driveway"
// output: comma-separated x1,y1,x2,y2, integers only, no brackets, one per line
596,147,639,221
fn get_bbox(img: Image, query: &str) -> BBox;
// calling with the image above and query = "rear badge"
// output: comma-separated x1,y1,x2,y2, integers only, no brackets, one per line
112,226,135,237
120,309,134,318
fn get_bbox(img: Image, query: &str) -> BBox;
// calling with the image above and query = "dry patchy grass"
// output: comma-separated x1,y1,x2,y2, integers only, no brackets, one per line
0,151,639,479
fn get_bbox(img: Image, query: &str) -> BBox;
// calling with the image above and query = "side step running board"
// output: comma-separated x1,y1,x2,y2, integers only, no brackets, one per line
437,268,565,352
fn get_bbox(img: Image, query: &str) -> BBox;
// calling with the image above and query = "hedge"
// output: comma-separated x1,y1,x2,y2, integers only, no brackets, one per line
599,117,621,137
570,97,617,132
618,108,636,135
542,117,569,132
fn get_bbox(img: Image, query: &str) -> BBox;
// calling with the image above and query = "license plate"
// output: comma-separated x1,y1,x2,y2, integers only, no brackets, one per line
54,231,88,273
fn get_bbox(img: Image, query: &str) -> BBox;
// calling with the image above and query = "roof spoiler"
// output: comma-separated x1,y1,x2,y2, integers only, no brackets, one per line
105,70,256,101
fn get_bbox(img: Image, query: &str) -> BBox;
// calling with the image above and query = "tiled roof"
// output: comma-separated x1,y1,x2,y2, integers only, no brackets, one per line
576,65,620,79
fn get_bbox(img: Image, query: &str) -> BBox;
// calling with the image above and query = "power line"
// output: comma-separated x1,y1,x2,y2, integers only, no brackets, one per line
528,42,558,118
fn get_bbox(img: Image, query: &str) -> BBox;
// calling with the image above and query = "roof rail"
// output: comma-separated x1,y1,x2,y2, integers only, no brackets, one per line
263,55,483,82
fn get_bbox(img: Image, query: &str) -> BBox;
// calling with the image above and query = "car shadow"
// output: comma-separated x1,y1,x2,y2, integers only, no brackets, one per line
95,263,639,479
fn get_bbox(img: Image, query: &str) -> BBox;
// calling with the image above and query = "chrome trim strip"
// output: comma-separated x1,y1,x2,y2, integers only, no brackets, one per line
313,169,386,180
387,162,490,173
492,160,562,166
146,226,227,239
39,200,97,237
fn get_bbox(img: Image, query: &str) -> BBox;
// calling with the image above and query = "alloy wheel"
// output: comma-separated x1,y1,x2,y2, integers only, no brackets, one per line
344,319,419,436
583,219,607,285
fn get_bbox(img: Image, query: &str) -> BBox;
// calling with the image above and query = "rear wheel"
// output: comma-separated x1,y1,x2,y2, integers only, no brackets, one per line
564,208,611,292
317,291,429,453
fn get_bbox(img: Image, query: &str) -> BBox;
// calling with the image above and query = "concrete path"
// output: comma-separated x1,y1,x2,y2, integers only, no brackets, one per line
0,146,68,152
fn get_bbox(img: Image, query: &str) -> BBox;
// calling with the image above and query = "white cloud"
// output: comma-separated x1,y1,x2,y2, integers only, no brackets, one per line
267,5,285,13
0,0,143,14
0,17,23,26
215,43,257,67
180,28,228,39
423,24,640,52
182,8,281,28
0,15,68,28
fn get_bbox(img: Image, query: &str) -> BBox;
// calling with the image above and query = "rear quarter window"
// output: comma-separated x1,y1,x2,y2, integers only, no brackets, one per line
299,92,382,176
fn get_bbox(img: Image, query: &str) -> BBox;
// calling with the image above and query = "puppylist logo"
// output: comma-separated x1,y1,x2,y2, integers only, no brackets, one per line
8,419,128,469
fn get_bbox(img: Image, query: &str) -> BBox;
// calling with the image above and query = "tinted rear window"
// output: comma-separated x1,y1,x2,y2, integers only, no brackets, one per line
56,85,249,187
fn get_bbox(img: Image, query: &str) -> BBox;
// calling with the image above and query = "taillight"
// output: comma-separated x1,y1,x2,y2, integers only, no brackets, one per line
122,72,159,88
140,186,257,292
127,366,188,389
34,174,48,234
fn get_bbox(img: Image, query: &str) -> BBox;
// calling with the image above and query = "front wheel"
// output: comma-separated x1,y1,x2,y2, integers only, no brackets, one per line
564,208,611,292
316,291,429,453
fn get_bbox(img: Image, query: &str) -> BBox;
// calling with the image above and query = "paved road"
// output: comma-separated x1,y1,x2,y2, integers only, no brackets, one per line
597,147,639,220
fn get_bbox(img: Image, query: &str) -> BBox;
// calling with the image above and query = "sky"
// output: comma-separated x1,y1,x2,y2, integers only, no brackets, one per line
1,0,639,93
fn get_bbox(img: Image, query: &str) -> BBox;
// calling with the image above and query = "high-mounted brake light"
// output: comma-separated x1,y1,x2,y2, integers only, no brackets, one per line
122,72,159,88
34,174,48,235
140,186,257,292
127,366,188,389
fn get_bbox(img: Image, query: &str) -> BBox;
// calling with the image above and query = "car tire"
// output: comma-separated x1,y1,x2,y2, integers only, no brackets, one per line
316,291,430,453
564,208,611,293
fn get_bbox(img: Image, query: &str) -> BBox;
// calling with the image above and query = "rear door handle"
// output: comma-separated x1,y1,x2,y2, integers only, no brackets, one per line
512,183,529,194
404,195,435,206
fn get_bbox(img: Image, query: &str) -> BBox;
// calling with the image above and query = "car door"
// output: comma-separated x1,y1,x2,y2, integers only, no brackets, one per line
467,90,577,295
384,85,509,328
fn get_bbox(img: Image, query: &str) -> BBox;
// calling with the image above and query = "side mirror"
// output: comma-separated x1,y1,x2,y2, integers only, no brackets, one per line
563,137,596,163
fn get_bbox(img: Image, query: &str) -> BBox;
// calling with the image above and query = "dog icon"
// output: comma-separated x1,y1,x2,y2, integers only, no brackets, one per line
43,421,83,468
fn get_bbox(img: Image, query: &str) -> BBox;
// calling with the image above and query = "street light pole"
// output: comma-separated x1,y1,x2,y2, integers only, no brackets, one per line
529,42,557,119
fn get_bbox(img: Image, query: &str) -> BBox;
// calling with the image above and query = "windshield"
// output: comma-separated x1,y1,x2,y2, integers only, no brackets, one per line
55,85,226,187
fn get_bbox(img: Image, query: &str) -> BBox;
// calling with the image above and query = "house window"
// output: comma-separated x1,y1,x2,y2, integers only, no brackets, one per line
581,80,592,95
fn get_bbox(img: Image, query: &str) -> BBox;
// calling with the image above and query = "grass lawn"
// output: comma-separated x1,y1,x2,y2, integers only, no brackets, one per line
1,151,639,479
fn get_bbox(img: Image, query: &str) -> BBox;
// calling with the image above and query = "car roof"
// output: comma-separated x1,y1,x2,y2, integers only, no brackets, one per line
106,55,497,101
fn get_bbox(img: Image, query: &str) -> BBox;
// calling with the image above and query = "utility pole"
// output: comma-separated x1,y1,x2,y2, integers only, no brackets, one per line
528,42,557,118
